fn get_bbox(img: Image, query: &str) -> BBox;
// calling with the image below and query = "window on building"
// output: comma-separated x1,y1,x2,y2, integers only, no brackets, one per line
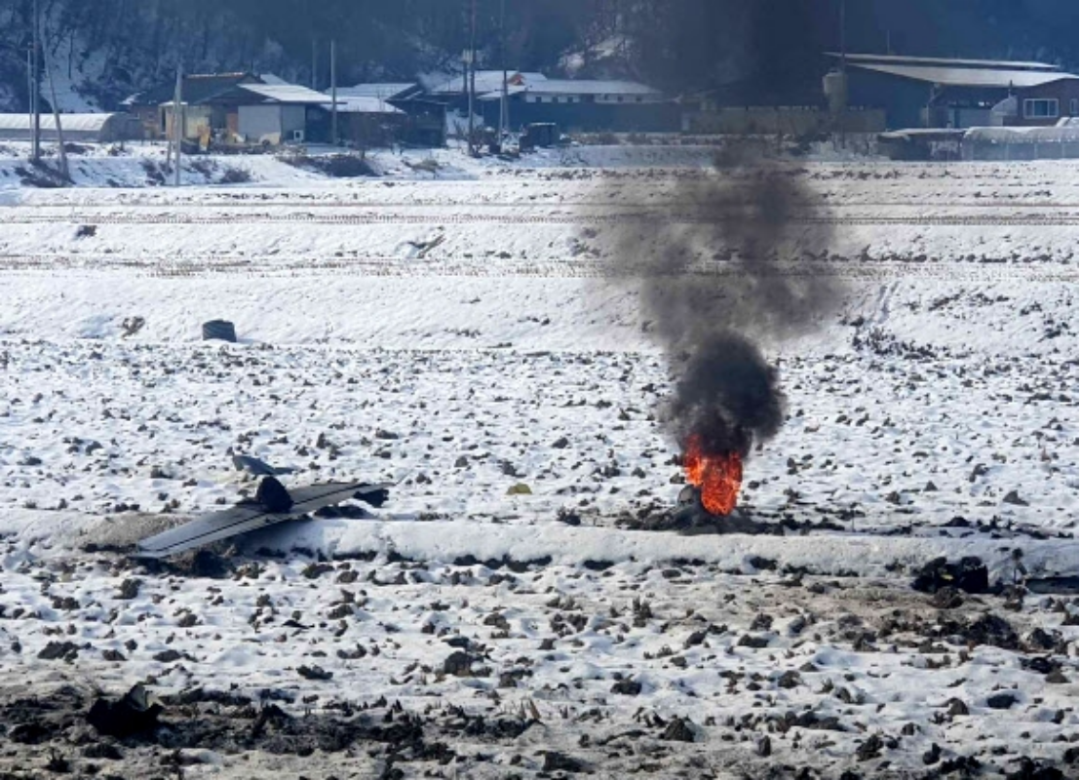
1023,98,1058,118
616,96,624,103
635,96,643,103
1071,98,1078,116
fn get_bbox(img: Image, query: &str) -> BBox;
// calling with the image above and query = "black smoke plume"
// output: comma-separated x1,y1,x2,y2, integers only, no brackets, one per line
606,147,844,461
587,0,853,470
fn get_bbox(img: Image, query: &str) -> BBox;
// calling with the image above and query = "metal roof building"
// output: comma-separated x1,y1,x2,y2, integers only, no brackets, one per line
0,112,141,142
828,52,1060,72
825,51,1071,89
426,70,547,96
475,77,675,133
839,62,1076,90
479,79,664,103
826,52,1079,129
963,123,1078,159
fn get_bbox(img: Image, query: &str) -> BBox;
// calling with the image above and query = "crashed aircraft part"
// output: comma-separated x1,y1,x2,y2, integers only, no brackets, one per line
232,452,294,477
135,480,392,558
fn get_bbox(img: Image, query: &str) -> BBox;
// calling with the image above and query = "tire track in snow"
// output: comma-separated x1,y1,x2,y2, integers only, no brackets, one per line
0,210,1075,226
0,253,1075,281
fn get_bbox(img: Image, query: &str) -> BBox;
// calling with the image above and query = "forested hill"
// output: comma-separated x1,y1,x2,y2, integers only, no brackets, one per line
0,0,1075,113
0,0,738,112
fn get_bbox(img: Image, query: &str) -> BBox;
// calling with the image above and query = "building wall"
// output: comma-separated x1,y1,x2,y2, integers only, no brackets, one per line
685,107,885,135
925,106,992,129
339,112,407,147
238,105,283,142
98,115,143,142
845,69,936,129
393,100,446,147
280,105,307,139
522,93,664,105
1008,79,1080,126
130,106,160,139
162,105,213,140
481,99,681,132
237,104,310,144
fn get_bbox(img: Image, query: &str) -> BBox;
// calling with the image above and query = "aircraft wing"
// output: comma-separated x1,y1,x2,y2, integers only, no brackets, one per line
135,481,388,558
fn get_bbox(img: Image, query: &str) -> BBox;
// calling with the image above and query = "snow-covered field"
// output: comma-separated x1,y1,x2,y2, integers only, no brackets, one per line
0,149,1076,779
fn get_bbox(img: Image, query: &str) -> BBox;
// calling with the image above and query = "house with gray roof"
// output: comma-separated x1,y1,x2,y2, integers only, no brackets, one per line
123,72,265,139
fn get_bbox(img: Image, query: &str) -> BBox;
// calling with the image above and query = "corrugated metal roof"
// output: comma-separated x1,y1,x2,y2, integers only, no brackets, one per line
342,83,418,100
0,113,119,132
826,52,1059,71
477,86,527,101
428,71,547,95
848,62,1077,88
238,83,332,104
131,73,261,107
322,96,404,114
518,79,661,95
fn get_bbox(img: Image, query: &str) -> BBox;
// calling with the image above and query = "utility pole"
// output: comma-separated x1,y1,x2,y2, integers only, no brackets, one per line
311,38,317,90
45,54,69,181
31,0,40,162
839,0,847,148
839,0,847,70
330,39,338,146
467,0,477,155
499,0,508,140
26,44,33,156
173,65,182,186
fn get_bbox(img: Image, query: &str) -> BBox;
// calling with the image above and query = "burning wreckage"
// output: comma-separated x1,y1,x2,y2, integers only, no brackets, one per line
139,154,837,557
135,454,392,557
135,447,752,559
602,147,844,530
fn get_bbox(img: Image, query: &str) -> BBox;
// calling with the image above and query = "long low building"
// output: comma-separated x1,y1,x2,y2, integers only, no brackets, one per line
962,122,1079,160
828,52,1079,129
477,78,678,132
0,113,142,143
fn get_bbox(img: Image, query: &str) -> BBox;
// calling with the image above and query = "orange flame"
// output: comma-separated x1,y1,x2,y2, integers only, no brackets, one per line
683,434,743,515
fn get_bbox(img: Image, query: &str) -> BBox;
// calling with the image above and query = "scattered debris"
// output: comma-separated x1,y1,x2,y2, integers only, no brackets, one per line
86,685,163,738
232,453,294,477
911,557,990,594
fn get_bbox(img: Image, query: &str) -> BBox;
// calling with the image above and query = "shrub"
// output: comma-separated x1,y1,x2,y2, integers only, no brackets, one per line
219,166,253,184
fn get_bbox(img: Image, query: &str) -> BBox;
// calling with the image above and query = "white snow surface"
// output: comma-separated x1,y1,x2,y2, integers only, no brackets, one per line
0,149,1076,778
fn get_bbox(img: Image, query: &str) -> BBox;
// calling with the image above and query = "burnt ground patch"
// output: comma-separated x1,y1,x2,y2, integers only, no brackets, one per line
280,153,376,178
0,685,542,773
